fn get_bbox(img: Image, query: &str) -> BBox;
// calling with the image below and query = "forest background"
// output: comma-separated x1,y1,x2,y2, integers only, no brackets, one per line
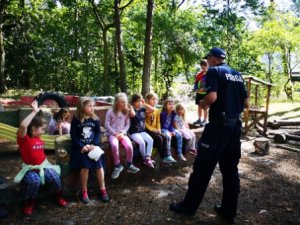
0,0,300,101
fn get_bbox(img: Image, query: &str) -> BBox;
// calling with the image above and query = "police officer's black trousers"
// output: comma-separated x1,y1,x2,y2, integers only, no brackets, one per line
182,120,241,219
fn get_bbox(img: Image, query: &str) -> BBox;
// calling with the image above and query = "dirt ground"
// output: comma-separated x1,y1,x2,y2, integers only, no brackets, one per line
0,133,299,225
0,102,300,225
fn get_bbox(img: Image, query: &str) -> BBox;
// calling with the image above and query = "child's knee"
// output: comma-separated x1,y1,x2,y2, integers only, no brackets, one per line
30,178,41,187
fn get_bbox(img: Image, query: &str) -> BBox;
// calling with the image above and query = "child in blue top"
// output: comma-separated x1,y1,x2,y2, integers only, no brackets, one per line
70,97,109,203
160,98,185,161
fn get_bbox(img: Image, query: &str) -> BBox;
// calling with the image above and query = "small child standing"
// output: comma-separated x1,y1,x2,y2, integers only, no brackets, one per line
48,107,71,135
14,100,67,216
145,92,176,164
129,93,155,168
160,98,186,161
70,97,109,203
194,59,208,126
105,93,140,179
175,104,197,155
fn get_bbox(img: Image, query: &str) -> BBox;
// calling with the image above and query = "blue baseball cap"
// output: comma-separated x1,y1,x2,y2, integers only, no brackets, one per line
205,47,226,59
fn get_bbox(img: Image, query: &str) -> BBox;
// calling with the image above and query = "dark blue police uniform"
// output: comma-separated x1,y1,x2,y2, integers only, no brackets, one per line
170,60,248,222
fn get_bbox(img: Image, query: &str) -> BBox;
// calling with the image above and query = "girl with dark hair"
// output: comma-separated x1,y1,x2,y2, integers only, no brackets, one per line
15,100,67,216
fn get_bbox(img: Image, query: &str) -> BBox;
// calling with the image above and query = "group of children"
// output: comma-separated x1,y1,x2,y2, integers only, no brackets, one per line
14,92,197,216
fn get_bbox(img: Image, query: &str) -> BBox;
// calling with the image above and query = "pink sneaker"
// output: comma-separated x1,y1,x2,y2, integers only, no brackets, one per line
143,158,154,168
188,149,197,156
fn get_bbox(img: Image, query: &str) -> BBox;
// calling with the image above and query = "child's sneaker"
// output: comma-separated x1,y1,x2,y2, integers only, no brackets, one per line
111,165,124,179
81,190,89,204
100,189,110,203
55,191,68,207
127,164,140,174
143,158,154,168
200,120,207,127
188,149,197,156
178,154,187,161
193,119,201,125
163,156,177,164
23,199,35,216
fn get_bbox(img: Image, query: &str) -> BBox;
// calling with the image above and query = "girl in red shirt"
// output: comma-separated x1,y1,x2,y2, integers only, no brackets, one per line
16,100,67,216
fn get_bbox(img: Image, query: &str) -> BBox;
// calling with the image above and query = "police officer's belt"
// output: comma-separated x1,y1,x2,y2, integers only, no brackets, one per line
210,115,240,126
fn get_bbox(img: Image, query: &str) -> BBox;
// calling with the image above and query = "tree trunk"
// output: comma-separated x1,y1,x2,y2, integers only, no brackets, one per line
102,28,110,95
142,0,154,96
266,53,272,83
114,0,127,93
0,0,7,93
281,45,293,100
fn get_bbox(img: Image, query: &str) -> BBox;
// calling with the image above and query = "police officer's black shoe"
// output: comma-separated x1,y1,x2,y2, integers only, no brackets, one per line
169,202,195,216
214,205,235,224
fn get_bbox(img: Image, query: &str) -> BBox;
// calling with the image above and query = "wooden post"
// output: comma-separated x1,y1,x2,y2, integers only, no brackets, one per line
244,78,252,134
254,137,269,155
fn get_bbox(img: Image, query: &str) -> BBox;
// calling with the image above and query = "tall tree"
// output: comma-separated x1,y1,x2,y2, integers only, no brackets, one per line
89,0,115,95
0,0,8,93
114,0,134,93
142,0,154,96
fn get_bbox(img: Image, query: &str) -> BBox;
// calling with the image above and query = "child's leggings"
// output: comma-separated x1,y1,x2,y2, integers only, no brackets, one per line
23,168,62,199
109,135,133,165
130,132,153,159
146,129,170,159
180,129,196,150
161,129,183,154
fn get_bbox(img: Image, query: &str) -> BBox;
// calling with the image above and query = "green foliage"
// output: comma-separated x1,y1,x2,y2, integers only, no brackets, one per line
0,0,299,101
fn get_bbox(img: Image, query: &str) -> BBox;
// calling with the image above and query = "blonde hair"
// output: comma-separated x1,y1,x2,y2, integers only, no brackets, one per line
75,97,98,122
162,98,174,112
145,92,158,102
176,103,186,121
113,92,129,114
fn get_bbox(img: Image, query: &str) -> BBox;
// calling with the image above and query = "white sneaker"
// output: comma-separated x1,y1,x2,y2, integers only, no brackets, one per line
127,164,140,174
111,165,124,179
178,154,187,161
162,156,177,164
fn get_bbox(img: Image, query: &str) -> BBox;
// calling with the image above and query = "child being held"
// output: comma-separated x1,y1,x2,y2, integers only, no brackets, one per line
48,107,71,135
70,97,109,203
160,98,186,161
14,100,67,216
105,93,140,179
128,93,155,168
174,104,197,155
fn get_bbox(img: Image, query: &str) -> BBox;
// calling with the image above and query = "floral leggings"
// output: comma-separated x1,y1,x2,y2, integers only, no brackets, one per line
23,168,62,199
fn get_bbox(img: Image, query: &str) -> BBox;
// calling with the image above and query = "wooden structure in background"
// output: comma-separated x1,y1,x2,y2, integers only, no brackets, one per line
243,76,273,135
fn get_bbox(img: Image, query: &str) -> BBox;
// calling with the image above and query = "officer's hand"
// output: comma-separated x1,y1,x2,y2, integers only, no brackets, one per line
200,100,209,109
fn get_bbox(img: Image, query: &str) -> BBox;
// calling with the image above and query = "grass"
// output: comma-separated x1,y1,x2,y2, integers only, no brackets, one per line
0,89,42,99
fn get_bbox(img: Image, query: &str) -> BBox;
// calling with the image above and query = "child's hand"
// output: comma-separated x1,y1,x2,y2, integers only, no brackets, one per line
117,133,124,140
170,132,175,136
140,98,145,105
31,100,40,113
81,146,89,153
89,145,95,151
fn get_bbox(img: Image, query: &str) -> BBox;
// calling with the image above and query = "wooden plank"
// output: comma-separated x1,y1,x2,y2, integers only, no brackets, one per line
276,144,300,153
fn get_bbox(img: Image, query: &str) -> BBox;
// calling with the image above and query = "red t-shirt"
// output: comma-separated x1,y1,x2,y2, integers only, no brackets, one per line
17,134,46,165
195,71,205,85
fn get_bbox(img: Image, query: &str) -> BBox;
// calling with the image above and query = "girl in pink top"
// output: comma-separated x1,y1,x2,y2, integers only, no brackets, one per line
105,93,140,179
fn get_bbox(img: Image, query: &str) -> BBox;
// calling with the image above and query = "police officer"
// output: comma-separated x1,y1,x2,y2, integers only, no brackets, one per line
169,47,249,224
